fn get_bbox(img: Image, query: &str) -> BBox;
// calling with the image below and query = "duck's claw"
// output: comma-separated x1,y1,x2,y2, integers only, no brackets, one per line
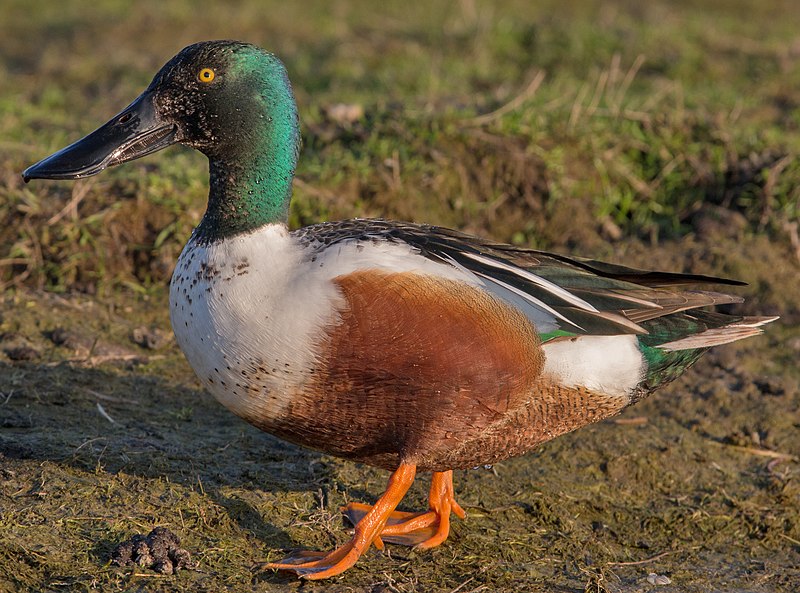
260,463,418,580
259,540,362,579
260,467,465,579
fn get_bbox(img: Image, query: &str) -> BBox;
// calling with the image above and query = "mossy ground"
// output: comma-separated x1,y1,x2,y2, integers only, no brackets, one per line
1,0,799,591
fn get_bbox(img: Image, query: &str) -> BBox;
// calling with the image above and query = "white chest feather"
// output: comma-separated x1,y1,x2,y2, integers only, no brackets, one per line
170,225,335,420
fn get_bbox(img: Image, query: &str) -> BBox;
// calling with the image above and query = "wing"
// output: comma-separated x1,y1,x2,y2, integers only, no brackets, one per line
292,219,750,340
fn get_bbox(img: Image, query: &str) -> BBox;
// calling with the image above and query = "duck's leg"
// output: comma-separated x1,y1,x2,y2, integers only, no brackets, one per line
342,470,465,548
263,463,417,579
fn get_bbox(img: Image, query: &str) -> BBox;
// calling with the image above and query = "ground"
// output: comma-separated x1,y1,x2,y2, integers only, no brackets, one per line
1,0,799,592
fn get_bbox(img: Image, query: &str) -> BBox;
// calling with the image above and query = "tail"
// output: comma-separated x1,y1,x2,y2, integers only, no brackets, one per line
656,313,778,351
635,310,778,396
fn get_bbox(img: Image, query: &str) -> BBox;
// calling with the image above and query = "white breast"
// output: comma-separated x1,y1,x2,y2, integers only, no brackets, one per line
170,225,333,422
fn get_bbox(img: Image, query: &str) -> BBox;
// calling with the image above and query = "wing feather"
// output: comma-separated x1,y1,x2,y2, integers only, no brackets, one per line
293,219,769,341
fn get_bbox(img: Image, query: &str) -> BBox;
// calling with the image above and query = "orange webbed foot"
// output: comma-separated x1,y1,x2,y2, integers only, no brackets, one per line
259,540,363,579
261,464,417,579
260,466,466,579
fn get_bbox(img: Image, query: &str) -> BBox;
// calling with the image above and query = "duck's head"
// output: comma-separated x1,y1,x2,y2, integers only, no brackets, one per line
23,40,299,181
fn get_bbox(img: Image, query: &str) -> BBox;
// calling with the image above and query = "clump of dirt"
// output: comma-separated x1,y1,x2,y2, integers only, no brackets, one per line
130,325,172,350
46,327,85,350
111,527,193,575
3,344,40,361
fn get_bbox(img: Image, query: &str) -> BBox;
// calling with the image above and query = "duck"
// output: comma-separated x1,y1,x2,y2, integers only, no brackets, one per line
23,40,777,580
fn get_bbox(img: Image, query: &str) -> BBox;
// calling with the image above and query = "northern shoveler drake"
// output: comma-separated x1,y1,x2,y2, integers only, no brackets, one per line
23,40,777,579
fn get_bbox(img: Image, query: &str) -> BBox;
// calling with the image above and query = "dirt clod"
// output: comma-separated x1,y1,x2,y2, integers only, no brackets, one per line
111,527,193,574
47,327,83,350
755,376,786,396
131,326,171,350
646,572,672,585
4,345,40,361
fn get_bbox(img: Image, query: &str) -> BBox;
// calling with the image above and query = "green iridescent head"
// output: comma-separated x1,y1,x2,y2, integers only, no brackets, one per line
24,40,301,239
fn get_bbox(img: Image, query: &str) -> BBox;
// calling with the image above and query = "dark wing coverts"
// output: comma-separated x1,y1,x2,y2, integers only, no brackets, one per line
293,219,748,339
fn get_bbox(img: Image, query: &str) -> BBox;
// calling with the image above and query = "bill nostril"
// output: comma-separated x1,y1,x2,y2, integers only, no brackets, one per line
118,112,133,124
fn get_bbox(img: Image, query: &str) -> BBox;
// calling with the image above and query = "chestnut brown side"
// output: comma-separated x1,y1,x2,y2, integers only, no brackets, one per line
267,269,544,470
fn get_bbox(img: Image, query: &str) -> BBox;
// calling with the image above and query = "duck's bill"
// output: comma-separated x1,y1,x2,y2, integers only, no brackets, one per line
22,91,177,182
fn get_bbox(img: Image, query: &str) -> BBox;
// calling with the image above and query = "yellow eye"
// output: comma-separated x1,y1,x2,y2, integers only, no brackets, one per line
198,68,215,83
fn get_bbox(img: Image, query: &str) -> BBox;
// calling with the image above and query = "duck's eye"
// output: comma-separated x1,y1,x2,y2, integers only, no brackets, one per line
198,68,216,83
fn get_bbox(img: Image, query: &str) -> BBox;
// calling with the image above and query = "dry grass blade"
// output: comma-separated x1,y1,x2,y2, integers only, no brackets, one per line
606,550,675,567
464,70,545,127
47,178,97,226
715,443,798,461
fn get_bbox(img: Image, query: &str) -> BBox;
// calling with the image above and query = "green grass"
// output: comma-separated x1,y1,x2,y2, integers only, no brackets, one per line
1,1,799,592
1,0,799,293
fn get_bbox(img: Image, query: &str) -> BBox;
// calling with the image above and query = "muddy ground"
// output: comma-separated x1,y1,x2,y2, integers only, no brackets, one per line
1,229,798,593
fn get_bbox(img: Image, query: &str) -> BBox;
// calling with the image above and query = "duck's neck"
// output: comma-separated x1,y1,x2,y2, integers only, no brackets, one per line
194,65,300,243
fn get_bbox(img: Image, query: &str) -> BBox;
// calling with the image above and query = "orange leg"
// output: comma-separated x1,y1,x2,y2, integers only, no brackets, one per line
262,463,417,579
343,470,466,549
